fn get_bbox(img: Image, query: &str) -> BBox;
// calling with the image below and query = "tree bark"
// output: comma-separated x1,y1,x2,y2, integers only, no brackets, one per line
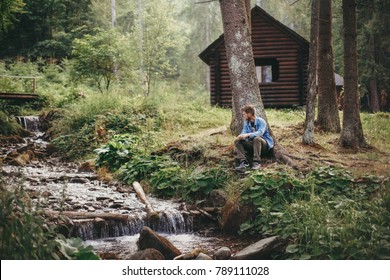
340,0,366,148
368,32,380,113
244,0,251,34
303,0,319,145
219,0,266,135
316,0,341,133
219,0,296,167
205,4,211,91
45,211,130,222
111,0,116,27
133,181,158,220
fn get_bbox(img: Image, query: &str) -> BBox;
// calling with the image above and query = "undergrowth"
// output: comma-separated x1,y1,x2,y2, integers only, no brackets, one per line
0,182,99,260
239,166,390,260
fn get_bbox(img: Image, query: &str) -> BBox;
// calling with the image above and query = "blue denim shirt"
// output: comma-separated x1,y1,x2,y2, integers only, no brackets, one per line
240,117,274,150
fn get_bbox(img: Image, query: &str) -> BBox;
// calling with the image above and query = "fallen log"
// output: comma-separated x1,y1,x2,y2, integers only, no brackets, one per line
44,210,130,222
133,181,160,223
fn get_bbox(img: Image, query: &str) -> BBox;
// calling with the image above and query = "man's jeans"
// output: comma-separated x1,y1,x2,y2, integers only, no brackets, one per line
234,136,267,163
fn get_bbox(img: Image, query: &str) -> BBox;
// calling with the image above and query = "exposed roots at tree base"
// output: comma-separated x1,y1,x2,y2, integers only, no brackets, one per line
272,143,298,169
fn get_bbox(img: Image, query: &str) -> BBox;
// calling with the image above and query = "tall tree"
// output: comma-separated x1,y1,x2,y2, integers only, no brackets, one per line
219,0,265,135
0,0,25,32
219,0,295,166
357,0,390,113
303,0,319,145
340,0,366,148
111,0,116,27
316,0,341,132
180,1,222,88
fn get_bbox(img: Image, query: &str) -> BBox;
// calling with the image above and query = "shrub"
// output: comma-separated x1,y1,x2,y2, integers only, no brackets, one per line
149,166,183,197
0,111,22,135
182,166,230,200
118,155,174,184
0,184,99,260
238,167,389,259
95,134,143,172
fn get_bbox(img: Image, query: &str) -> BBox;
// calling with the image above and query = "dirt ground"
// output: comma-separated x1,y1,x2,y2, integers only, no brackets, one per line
166,124,390,178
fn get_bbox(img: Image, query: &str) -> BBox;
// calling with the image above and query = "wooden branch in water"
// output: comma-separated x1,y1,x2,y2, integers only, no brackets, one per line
132,181,159,221
44,211,130,222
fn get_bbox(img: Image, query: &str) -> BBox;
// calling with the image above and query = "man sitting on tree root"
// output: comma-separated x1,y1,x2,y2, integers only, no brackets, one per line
234,105,274,170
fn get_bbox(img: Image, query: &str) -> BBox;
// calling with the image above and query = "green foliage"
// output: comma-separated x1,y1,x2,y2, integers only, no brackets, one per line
118,155,175,184
51,93,162,160
182,167,230,200
239,167,389,259
0,111,22,135
118,154,230,200
0,184,99,260
240,169,308,235
0,0,25,32
150,166,183,197
357,0,390,105
0,0,92,58
134,0,188,95
71,29,130,92
118,154,183,197
95,134,143,172
52,123,97,160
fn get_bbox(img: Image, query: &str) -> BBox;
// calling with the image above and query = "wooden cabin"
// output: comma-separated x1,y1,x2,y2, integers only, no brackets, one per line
199,5,310,108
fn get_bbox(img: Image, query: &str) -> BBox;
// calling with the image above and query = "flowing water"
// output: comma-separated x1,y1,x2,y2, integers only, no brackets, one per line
1,116,247,258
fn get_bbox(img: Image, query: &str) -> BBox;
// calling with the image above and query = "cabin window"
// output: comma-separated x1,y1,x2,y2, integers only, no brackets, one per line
254,58,279,83
256,65,273,83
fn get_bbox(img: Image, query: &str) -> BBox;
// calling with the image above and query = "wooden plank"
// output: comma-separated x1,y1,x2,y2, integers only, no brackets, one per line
0,93,38,100
0,75,42,79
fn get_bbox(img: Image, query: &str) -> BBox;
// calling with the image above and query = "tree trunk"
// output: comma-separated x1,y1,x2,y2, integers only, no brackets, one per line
219,0,266,135
111,0,116,27
316,0,341,133
138,0,146,95
303,0,319,145
45,211,130,222
244,0,251,34
219,0,296,167
111,0,118,78
205,5,211,91
133,181,159,221
340,0,366,148
368,33,380,113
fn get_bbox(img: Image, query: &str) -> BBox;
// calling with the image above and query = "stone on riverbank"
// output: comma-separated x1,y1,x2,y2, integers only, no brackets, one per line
231,236,283,260
129,248,165,260
214,247,232,260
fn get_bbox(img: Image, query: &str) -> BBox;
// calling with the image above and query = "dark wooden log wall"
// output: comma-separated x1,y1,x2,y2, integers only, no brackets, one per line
210,11,309,108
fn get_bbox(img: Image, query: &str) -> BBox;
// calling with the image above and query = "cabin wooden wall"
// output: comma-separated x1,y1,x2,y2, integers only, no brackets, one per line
210,11,309,108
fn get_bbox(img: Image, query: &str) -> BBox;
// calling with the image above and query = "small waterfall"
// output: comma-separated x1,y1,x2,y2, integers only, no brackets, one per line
71,214,146,241
70,210,193,241
16,116,41,132
153,211,193,234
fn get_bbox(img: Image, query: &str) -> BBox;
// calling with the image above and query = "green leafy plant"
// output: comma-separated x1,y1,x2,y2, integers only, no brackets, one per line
238,167,389,260
182,166,230,200
239,169,308,235
149,165,183,197
95,134,142,172
118,155,174,184
0,184,99,260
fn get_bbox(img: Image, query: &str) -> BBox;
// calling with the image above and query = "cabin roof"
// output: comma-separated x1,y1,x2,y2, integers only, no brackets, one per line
199,5,309,65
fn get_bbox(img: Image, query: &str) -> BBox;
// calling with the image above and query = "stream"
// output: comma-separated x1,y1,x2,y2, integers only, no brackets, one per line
1,116,250,259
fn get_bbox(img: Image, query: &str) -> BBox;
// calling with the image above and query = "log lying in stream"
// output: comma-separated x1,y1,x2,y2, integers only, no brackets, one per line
132,181,160,223
44,211,131,222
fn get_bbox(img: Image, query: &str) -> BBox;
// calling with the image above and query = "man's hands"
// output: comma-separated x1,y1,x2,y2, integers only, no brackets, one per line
236,133,251,141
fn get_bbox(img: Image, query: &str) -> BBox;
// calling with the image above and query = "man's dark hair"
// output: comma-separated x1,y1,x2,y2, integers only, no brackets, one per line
241,105,256,116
